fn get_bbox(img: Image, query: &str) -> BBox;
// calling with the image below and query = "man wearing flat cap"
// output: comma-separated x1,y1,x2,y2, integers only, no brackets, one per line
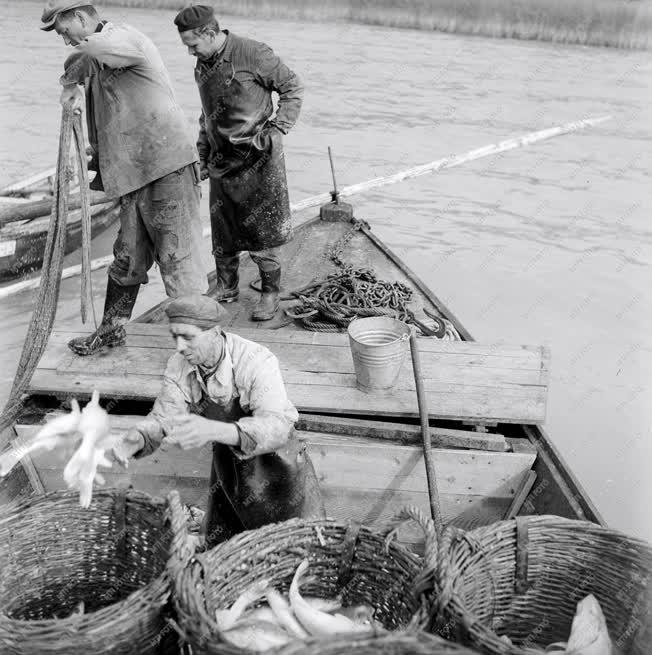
41,1,206,356
113,294,324,547
174,5,304,322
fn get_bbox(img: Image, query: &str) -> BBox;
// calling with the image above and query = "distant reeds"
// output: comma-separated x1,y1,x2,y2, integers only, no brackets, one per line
99,0,652,49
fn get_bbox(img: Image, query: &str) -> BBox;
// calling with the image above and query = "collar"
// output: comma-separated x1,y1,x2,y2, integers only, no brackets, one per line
203,29,232,65
95,20,107,33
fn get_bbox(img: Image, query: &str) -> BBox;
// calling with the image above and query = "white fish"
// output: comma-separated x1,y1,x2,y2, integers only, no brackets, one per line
565,594,614,655
0,399,82,476
265,587,308,638
289,560,369,636
215,580,270,632
63,391,115,507
241,605,277,624
221,620,292,651
304,596,342,613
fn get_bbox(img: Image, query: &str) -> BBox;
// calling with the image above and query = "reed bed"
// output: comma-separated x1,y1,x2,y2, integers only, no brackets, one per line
99,0,652,49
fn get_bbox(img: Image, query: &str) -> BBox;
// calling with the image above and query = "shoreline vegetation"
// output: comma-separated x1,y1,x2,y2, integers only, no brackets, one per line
98,0,652,49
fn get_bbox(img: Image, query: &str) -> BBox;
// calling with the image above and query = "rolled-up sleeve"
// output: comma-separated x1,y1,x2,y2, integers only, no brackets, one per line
253,44,303,134
134,368,190,458
233,352,298,458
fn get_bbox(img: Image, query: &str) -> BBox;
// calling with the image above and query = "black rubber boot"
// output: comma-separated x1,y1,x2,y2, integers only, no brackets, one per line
68,278,140,356
251,268,281,321
210,254,240,303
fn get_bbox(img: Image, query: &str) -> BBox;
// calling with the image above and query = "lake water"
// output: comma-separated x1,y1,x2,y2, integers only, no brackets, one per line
1,1,650,541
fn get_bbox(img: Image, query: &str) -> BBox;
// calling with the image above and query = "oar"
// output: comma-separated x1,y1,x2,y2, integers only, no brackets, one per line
409,328,443,534
0,115,611,298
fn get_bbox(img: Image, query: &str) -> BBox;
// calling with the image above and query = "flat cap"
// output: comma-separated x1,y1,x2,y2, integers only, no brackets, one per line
174,4,215,32
165,294,228,330
41,0,90,31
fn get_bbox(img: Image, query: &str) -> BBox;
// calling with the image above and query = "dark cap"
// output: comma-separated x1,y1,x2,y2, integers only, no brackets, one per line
165,294,228,330
41,0,90,31
174,4,216,32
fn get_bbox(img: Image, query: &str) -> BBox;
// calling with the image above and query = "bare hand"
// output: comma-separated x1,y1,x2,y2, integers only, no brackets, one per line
112,429,144,468
60,85,84,115
199,165,209,181
163,415,238,450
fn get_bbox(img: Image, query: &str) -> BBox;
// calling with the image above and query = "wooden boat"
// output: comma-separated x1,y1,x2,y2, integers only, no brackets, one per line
0,202,602,549
0,169,119,280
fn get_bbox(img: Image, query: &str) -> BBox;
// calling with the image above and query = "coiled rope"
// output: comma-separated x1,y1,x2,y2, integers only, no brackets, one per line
284,219,461,338
0,108,93,438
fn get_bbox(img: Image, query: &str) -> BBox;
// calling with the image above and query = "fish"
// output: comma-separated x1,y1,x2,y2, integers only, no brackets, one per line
241,605,278,624
335,603,376,626
221,620,292,651
0,399,82,476
565,594,614,655
214,580,271,632
265,587,308,638
63,391,115,507
304,596,343,613
289,559,370,636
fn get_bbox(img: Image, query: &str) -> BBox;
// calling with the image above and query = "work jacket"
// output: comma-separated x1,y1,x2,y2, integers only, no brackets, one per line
60,22,197,198
195,31,303,177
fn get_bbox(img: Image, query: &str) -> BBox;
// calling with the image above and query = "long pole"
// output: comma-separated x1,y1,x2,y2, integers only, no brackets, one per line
409,329,443,534
0,116,610,299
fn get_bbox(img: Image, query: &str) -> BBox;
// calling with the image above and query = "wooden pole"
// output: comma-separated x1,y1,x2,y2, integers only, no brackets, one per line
0,115,611,298
409,329,443,534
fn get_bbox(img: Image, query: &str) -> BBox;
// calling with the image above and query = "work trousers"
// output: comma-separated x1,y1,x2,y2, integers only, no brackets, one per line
220,247,281,273
108,164,205,297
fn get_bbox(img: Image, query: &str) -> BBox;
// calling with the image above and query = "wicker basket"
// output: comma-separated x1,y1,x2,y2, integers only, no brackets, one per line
434,515,652,654
278,630,482,654
0,488,182,655
167,491,439,655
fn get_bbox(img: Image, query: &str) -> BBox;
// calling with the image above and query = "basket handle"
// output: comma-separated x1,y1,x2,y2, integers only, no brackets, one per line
166,490,196,577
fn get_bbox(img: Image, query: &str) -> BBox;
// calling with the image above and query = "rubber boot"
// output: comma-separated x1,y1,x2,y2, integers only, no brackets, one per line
251,268,281,321
210,254,240,303
68,278,140,356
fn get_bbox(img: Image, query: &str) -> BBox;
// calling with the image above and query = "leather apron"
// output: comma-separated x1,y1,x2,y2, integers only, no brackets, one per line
190,394,325,549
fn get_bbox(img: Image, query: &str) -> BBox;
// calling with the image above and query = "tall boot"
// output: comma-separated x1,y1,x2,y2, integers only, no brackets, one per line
68,278,140,356
251,268,280,321
210,254,240,303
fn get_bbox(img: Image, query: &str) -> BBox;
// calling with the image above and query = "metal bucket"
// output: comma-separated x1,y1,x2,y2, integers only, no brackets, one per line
347,316,411,391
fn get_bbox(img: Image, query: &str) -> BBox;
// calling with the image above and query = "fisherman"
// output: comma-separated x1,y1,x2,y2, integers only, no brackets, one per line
112,294,324,547
173,5,303,321
41,1,206,355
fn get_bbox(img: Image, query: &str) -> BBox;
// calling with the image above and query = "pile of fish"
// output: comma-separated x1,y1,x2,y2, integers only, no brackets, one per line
0,390,116,507
213,559,381,651
500,594,617,655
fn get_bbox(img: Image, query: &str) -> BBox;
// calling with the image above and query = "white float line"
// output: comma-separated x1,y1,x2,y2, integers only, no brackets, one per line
0,115,611,300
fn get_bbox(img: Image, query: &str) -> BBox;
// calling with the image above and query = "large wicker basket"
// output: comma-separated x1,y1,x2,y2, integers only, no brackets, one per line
278,630,482,654
434,515,652,654
167,492,439,655
0,488,182,655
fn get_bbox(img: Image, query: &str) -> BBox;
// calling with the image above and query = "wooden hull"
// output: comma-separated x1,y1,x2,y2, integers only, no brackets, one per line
0,200,119,280
0,210,603,548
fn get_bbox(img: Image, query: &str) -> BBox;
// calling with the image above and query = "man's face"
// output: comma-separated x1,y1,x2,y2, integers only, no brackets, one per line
53,13,88,46
180,29,216,61
170,323,215,367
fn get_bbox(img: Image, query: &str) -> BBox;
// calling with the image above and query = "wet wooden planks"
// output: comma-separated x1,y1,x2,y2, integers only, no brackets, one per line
14,416,536,542
30,323,549,425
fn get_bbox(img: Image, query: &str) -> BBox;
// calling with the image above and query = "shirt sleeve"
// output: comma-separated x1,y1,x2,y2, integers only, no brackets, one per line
253,43,304,134
232,352,298,458
197,110,210,164
133,368,191,458
60,29,147,86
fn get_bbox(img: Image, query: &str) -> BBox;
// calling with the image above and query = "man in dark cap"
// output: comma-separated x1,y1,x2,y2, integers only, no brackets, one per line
113,294,324,547
41,1,206,355
174,5,304,321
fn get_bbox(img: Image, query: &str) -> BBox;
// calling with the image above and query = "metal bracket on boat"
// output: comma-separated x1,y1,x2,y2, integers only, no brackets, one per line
336,520,362,588
514,515,531,594
320,147,354,222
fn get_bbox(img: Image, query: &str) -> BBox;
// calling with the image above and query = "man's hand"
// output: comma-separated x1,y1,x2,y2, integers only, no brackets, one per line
60,85,84,115
199,163,209,181
163,415,238,450
112,429,145,468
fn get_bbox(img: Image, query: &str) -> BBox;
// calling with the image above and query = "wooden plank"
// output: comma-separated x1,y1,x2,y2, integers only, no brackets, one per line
297,414,508,451
15,424,535,499
504,471,537,519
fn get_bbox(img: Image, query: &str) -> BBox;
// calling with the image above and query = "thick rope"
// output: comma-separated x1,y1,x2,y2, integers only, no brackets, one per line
0,108,76,436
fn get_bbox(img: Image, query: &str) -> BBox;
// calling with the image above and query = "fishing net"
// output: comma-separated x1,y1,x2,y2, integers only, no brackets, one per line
433,516,652,654
0,108,95,437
